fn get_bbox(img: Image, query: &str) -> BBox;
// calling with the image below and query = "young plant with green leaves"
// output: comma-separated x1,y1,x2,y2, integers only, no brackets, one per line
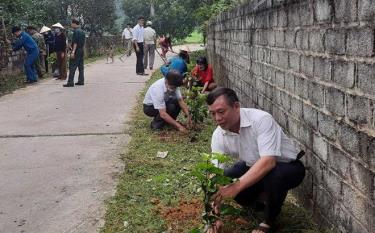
185,86,208,126
191,153,240,233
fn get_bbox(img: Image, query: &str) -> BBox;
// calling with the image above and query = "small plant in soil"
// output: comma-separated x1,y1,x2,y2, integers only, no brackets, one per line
185,86,208,128
190,153,240,233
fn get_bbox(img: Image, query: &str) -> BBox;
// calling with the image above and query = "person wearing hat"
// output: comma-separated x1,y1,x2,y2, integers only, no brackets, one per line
40,26,55,73
160,46,190,78
64,18,86,87
191,56,217,93
121,23,133,57
52,23,67,80
6,26,39,83
143,21,156,70
26,26,46,79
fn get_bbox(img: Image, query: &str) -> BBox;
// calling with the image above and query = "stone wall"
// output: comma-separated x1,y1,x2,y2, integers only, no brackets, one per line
207,0,374,232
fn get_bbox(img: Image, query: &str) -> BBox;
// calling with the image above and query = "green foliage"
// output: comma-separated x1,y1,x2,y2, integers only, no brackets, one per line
192,153,234,228
185,86,208,125
0,0,116,35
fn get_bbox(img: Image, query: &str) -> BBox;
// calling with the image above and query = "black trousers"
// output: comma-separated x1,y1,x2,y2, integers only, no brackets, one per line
143,102,181,129
67,54,84,85
224,160,305,225
135,42,145,74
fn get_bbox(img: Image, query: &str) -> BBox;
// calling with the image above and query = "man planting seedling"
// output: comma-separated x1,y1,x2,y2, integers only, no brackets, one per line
206,87,306,233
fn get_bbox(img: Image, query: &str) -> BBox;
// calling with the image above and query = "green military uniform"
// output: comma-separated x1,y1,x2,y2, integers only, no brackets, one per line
32,32,46,78
67,28,86,85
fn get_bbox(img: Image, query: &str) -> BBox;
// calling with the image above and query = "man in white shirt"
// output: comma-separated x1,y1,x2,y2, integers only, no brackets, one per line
122,23,133,56
143,21,156,70
207,87,305,233
143,70,191,131
132,16,147,75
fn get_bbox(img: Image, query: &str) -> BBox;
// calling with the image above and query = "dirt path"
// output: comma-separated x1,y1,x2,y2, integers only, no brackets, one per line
0,44,202,233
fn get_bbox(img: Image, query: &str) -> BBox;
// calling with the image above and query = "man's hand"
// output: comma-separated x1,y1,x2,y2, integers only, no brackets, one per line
177,124,187,133
135,46,140,52
213,182,242,204
5,39,11,44
70,52,75,59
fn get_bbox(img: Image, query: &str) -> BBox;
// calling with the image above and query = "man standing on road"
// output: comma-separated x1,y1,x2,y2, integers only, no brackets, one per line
132,16,147,76
7,26,39,83
207,87,306,233
122,23,133,57
64,18,86,87
143,21,156,70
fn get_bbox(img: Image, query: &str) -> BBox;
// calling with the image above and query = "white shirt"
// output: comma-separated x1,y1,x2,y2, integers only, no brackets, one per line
211,108,298,166
143,78,182,109
144,27,156,44
132,24,144,43
122,28,132,39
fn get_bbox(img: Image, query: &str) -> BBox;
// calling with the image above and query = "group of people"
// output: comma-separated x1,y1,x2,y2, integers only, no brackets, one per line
142,43,305,233
6,18,86,87
121,16,175,75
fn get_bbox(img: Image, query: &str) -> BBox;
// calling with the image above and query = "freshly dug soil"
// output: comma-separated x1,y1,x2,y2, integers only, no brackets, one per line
157,199,203,232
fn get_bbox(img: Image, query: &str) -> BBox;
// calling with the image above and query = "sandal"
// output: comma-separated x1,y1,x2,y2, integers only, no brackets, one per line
252,223,273,233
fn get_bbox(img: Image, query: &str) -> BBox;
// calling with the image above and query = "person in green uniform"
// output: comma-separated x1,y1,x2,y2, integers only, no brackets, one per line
64,18,86,87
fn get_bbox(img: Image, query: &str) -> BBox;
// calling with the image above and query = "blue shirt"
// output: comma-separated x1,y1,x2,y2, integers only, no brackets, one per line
12,31,39,54
160,56,187,77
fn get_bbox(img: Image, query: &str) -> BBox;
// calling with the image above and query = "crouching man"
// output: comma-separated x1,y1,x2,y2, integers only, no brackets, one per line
143,70,192,132
207,87,305,233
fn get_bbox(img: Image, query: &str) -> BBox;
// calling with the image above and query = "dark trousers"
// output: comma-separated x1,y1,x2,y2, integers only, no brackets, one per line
67,54,84,85
224,160,305,225
143,102,181,129
135,42,144,74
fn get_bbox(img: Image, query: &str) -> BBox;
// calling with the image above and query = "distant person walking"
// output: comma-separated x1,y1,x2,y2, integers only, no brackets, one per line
122,23,133,57
132,16,147,75
7,26,39,83
143,21,156,70
26,26,46,79
52,23,67,80
159,35,173,58
64,19,86,87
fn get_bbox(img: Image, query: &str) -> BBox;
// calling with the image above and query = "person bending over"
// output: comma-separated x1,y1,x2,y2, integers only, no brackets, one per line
191,56,217,93
207,87,305,233
143,70,192,132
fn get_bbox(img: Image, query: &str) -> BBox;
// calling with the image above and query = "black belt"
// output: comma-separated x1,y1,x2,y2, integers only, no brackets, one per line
296,150,305,161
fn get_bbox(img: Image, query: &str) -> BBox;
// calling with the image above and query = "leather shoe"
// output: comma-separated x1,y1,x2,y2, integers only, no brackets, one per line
63,84,74,87
75,82,84,85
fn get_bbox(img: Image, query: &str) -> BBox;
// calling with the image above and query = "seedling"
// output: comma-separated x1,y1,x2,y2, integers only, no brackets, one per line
185,86,208,127
190,153,240,232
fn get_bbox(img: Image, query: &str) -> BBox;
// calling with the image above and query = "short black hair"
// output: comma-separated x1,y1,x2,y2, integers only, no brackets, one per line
206,87,239,106
11,26,21,34
71,18,80,25
179,51,190,64
196,56,208,68
138,16,145,20
127,23,132,26
166,70,184,87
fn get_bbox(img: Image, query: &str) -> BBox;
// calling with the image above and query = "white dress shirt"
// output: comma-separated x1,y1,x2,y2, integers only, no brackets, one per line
211,108,299,166
132,24,145,43
122,28,132,40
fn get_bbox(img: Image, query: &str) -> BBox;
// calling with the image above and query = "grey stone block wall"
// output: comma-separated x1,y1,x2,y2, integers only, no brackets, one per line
207,0,375,232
